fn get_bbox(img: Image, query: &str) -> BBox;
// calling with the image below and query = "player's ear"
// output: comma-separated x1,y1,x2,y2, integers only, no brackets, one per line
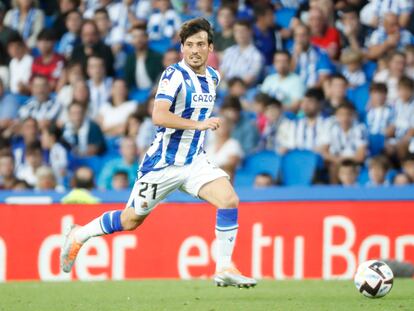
180,44,184,54
208,43,214,53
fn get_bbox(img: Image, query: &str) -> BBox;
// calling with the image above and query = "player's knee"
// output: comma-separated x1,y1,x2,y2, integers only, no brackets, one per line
221,192,239,209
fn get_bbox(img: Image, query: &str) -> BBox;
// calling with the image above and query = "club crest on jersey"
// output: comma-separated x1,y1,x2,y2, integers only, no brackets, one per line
163,67,175,80
191,93,216,108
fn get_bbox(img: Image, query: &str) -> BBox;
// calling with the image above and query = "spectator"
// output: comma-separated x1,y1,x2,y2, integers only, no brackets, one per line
205,118,243,182
114,0,152,38
35,165,58,190
405,45,414,79
61,166,100,203
366,83,393,136
13,179,32,190
337,159,359,187
18,75,61,129
111,170,129,190
252,92,271,134
393,172,411,185
261,50,305,112
374,51,407,103
40,123,68,185
260,97,291,154
386,76,414,160
220,20,264,86
58,79,90,126
253,172,273,187
124,25,163,91
338,6,371,52
340,48,367,88
285,88,329,153
0,78,20,133
220,96,259,155
147,0,181,41
0,153,18,190
32,28,65,91
12,117,39,170
291,23,332,88
125,111,144,147
213,5,236,56
97,79,137,137
0,2,18,54
57,9,82,59
308,7,341,59
97,137,139,190
227,77,248,108
71,19,115,76
367,13,414,60
368,0,413,28
401,155,414,182
367,155,390,186
136,97,156,156
7,33,32,94
4,0,45,48
322,74,349,116
253,4,282,66
320,103,368,183
86,54,112,119
52,0,81,39
62,102,106,156
161,48,180,69
16,141,43,187
194,0,215,27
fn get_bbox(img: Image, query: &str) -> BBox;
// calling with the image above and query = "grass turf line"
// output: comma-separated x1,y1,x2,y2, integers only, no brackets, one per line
1,279,414,311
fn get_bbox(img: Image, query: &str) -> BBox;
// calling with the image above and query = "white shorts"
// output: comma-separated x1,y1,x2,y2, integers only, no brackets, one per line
126,153,228,215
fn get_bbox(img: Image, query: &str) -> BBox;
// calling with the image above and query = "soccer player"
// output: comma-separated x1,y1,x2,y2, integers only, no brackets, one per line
60,17,257,288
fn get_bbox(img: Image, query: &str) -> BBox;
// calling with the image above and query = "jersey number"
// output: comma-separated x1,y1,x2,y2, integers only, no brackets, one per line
138,182,158,200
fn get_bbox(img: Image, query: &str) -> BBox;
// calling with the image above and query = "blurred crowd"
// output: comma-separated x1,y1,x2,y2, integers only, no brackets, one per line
0,0,414,192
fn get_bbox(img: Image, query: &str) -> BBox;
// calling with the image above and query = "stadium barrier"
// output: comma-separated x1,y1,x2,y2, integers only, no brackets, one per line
1,200,414,282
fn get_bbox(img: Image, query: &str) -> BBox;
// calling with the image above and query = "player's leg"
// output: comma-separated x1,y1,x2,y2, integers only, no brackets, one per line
198,177,256,287
61,174,176,273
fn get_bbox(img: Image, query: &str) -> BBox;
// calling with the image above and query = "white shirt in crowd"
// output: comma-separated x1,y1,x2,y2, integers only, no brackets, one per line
392,99,414,139
366,105,394,135
220,44,264,83
135,55,152,89
9,54,33,94
98,101,137,130
87,77,113,119
205,134,244,168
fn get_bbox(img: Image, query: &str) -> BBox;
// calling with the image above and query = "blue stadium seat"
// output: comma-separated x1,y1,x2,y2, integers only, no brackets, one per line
347,82,370,120
280,150,318,186
128,88,151,103
274,8,296,29
234,171,257,187
368,134,385,156
243,150,281,179
149,38,172,54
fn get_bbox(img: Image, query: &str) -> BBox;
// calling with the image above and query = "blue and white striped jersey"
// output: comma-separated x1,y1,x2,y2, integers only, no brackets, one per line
366,105,394,135
139,60,220,176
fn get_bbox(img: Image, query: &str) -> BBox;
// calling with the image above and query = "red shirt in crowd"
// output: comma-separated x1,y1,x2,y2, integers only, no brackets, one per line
31,53,65,89
311,27,341,59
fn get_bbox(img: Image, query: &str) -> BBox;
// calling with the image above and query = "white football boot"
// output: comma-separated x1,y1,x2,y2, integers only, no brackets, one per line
214,267,257,288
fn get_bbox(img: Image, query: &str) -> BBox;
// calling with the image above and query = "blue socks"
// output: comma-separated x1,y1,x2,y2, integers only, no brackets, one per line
216,208,238,231
215,208,238,271
100,211,124,234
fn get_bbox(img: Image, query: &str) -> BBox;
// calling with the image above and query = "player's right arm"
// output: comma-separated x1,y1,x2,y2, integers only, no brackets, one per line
152,100,219,131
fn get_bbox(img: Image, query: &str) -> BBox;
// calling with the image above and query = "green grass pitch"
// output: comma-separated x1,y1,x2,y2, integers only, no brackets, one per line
1,279,414,311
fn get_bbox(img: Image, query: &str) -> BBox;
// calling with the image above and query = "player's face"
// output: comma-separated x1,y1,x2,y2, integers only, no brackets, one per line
181,31,212,72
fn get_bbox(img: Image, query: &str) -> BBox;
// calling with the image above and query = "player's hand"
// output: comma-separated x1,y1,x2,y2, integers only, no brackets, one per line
196,117,220,131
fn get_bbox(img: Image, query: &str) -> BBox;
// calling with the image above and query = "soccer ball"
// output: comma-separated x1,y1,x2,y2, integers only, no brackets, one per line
354,260,394,298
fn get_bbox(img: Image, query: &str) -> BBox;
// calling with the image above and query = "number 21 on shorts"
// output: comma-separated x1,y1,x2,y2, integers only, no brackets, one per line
138,182,158,200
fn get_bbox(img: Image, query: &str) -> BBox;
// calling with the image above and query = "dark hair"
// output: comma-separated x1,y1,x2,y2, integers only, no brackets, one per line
7,32,24,46
130,24,147,33
340,6,359,16
80,19,99,34
254,92,272,105
253,4,273,18
37,28,57,41
398,76,414,90
31,74,49,82
335,102,356,113
370,82,388,93
113,170,129,178
73,167,95,189
68,101,86,112
266,97,282,109
340,159,358,169
330,73,348,84
403,154,414,164
65,8,82,18
44,122,62,141
368,155,389,170
227,77,246,88
274,50,291,59
87,53,105,64
94,7,109,18
179,17,213,45
234,19,252,29
217,4,237,16
304,88,324,102
26,141,42,155
221,95,242,112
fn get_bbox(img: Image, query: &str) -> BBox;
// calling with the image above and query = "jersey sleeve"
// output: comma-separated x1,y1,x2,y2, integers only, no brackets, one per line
207,66,221,89
155,66,183,104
